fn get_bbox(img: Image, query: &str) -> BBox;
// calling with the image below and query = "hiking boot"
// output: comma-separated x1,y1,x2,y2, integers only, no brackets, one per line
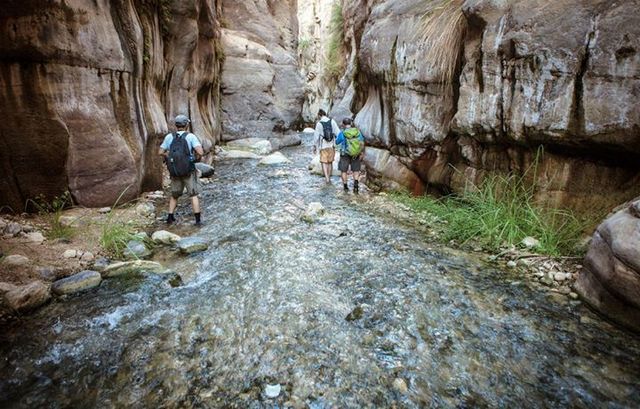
166,213,176,224
343,183,349,192
354,180,359,194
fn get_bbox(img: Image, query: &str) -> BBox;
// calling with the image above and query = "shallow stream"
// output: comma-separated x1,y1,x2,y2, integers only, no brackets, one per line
1,136,639,408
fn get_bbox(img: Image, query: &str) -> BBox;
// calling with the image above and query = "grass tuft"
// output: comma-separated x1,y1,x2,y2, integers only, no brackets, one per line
100,221,136,259
25,192,74,240
392,171,588,257
419,0,468,85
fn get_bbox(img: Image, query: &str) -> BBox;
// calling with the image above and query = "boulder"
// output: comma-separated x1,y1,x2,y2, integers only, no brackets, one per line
52,270,102,295
195,162,215,178
226,138,274,156
363,148,425,195
123,240,152,260
258,152,292,166
152,230,182,245
269,134,302,150
575,198,640,332
4,222,22,237
3,282,51,312
176,238,209,255
301,202,325,223
101,260,167,278
303,128,316,134
217,149,263,160
2,254,30,266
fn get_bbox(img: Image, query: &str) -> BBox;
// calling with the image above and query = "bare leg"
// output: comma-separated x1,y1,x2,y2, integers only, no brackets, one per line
353,171,360,182
323,163,332,182
169,197,178,213
341,172,348,184
191,196,201,214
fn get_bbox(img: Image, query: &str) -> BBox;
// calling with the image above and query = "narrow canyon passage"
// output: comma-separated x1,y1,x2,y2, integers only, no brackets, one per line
1,137,639,408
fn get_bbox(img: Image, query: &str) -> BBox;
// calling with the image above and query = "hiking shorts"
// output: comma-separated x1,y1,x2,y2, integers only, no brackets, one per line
339,154,362,172
170,172,201,198
319,147,335,164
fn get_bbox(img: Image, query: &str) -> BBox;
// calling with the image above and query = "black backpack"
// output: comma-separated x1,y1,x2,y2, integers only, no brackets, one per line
167,132,194,177
321,120,335,142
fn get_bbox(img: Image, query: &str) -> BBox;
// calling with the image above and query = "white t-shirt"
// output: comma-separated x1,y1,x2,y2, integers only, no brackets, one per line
315,117,341,150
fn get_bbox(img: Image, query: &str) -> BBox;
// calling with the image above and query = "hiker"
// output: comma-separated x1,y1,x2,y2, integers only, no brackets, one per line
158,114,205,225
312,109,341,183
335,117,365,193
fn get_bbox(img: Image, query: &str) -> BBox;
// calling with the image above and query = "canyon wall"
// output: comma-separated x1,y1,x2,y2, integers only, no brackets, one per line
323,0,640,215
220,0,305,140
0,0,223,209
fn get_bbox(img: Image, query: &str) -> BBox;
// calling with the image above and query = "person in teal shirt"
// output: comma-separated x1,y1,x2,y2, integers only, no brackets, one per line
335,118,365,193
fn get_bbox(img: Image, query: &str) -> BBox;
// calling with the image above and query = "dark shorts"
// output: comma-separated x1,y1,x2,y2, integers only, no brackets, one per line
170,172,201,198
338,155,362,172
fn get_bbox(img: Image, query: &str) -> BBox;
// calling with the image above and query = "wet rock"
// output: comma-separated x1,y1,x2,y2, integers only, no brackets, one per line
135,202,155,218
269,134,302,150
177,238,209,255
226,138,273,155
521,237,540,249
393,378,408,394
258,152,292,166
63,249,77,259
301,202,325,223
303,127,315,133
167,273,183,288
152,230,182,245
124,240,151,260
24,232,45,244
102,260,166,278
92,257,111,272
195,162,215,178
264,384,281,399
346,305,364,322
52,270,102,295
2,254,30,266
3,282,51,312
98,207,112,214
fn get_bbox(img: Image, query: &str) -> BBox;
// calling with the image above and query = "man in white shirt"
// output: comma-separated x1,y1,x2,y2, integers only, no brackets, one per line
312,109,341,183
159,115,205,225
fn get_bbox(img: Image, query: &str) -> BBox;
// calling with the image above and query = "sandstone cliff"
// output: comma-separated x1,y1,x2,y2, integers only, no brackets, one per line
220,0,305,140
326,0,640,214
0,0,223,209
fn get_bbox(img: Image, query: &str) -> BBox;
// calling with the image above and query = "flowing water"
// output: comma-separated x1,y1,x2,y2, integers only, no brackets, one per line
1,136,639,408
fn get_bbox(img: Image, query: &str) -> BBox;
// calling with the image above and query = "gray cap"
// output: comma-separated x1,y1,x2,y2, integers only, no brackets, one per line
175,114,190,126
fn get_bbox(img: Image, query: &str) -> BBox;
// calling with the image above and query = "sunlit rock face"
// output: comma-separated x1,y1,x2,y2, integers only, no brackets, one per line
220,0,304,141
0,0,223,209
335,0,640,211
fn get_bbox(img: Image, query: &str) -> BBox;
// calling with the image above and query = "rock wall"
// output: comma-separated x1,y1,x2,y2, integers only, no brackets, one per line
220,0,305,140
575,198,640,332
331,0,640,214
0,0,223,209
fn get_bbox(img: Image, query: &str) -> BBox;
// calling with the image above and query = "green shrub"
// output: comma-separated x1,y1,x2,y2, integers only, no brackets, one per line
324,2,345,84
392,172,587,256
26,192,74,240
100,221,136,259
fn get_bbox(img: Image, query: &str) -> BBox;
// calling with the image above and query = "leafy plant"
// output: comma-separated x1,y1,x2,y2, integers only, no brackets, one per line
324,2,345,84
25,192,74,240
419,0,467,85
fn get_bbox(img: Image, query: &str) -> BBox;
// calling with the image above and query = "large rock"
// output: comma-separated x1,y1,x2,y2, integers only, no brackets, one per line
0,1,223,209
3,282,51,313
364,148,425,195
258,152,292,166
2,254,30,267
576,198,640,332
220,0,304,140
176,237,209,254
52,270,102,295
102,260,167,278
226,138,273,155
123,240,152,260
151,230,182,245
216,149,263,160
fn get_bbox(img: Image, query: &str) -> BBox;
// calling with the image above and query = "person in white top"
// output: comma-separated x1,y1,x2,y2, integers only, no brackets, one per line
312,109,341,183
